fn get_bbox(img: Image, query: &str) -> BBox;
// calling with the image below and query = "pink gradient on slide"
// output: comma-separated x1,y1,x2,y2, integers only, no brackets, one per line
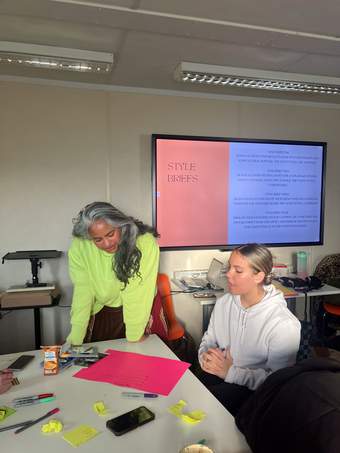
156,139,229,246
73,349,190,396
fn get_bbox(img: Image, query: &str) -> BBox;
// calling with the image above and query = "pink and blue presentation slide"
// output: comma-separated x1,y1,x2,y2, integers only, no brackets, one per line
155,138,324,247
228,142,323,244
156,139,229,247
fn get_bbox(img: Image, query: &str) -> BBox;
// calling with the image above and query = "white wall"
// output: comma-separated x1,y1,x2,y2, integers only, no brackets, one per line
1,80,340,353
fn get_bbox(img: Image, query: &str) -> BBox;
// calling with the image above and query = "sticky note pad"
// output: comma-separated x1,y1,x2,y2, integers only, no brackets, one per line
62,425,99,447
0,406,16,422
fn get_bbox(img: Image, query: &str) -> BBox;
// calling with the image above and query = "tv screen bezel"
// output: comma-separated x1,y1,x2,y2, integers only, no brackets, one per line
152,133,327,251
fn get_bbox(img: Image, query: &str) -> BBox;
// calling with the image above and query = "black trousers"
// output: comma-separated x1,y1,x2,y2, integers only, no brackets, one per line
197,370,254,417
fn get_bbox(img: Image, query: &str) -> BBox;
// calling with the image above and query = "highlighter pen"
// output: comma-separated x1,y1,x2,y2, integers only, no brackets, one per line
13,393,54,403
14,397,56,408
121,392,158,398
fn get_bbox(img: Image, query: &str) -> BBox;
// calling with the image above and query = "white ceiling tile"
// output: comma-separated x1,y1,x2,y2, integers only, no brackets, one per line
1,0,340,102
112,31,306,85
268,34,340,57
282,54,340,77
140,0,340,36
0,15,122,51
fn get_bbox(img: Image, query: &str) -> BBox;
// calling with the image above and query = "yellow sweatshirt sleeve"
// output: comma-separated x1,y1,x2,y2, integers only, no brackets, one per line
66,239,95,345
122,234,160,341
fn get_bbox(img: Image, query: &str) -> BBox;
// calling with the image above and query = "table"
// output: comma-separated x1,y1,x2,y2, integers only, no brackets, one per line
196,284,340,333
0,290,61,349
0,335,250,453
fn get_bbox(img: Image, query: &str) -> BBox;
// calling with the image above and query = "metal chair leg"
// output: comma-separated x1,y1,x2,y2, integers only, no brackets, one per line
321,311,328,345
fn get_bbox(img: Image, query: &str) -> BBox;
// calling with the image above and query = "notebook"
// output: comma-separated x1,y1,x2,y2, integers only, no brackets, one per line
181,258,224,291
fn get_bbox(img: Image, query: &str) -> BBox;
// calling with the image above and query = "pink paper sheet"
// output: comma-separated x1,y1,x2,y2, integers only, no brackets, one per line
73,349,190,396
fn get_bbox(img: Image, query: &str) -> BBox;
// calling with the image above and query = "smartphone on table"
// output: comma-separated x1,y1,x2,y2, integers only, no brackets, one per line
106,406,155,436
8,355,35,371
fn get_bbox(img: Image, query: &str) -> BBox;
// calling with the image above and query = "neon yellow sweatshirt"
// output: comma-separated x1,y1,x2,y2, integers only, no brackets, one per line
66,233,159,345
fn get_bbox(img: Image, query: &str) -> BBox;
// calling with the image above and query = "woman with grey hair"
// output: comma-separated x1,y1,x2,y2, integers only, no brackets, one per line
65,201,161,345
198,243,301,416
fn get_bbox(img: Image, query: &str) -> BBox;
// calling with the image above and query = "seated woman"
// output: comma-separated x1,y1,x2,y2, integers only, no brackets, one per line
66,201,160,346
0,369,13,394
198,243,301,416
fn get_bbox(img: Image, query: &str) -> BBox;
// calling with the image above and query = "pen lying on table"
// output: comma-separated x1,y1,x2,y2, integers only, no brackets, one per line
14,408,60,434
12,393,54,403
13,397,56,408
121,391,158,398
0,420,34,433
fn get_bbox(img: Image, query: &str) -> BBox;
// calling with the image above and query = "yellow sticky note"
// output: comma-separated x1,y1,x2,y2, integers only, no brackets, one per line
93,401,108,416
181,410,206,425
168,400,206,425
0,406,15,422
41,419,63,433
62,425,99,447
168,400,187,417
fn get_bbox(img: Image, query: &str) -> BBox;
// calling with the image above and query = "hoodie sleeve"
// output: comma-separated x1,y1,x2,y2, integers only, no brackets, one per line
66,239,95,346
198,303,220,367
225,318,301,390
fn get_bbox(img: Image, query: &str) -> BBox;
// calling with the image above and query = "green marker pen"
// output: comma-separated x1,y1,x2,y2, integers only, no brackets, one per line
14,397,56,408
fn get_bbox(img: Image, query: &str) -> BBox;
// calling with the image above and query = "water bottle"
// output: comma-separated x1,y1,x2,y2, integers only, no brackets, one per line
296,251,308,279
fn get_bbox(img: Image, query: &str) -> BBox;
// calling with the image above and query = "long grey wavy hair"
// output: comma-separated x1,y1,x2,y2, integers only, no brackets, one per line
72,201,158,286
234,243,273,285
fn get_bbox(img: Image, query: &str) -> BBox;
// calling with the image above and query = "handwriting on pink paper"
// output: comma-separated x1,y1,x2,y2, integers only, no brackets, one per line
73,350,190,396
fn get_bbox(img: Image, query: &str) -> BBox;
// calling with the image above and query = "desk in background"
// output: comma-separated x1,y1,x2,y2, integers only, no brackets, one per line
0,289,61,349
0,335,250,453
194,283,340,334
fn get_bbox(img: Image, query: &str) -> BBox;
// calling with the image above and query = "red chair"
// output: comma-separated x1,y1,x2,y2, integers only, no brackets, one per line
157,273,185,341
314,254,340,340
321,303,340,338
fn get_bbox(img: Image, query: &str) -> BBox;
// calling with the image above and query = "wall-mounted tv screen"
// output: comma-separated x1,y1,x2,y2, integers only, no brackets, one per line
152,134,326,251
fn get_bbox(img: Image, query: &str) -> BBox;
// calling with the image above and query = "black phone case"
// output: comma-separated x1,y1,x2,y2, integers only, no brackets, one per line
8,355,34,371
106,406,155,436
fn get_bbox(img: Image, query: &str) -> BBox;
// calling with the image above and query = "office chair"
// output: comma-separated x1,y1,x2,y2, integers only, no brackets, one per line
157,273,185,340
156,273,198,367
314,254,340,340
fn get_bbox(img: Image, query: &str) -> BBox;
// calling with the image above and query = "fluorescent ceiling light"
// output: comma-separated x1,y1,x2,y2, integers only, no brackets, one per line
0,41,113,73
175,62,340,95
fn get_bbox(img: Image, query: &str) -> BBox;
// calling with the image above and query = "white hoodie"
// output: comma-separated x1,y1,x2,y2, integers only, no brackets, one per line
198,284,301,390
